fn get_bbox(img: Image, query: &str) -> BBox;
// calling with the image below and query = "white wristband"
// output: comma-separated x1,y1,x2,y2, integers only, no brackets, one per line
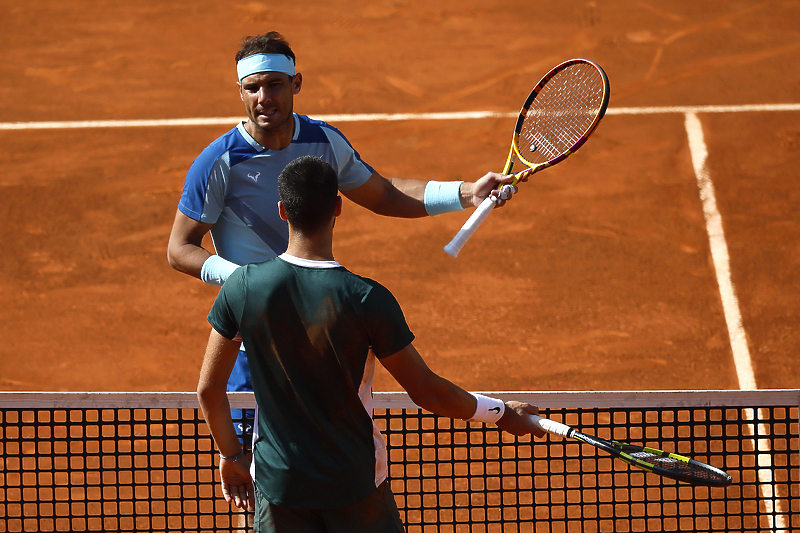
200,255,240,286
424,180,465,216
469,394,505,424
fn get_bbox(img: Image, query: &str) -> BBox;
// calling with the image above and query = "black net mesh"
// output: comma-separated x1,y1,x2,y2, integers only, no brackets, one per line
1,392,797,532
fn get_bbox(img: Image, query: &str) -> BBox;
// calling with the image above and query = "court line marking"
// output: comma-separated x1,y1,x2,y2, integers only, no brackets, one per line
1,103,799,130
609,103,800,115
0,106,788,391
0,106,789,391
743,407,791,533
4,103,792,391
3,104,794,529
0,108,790,383
684,112,755,391
685,113,788,533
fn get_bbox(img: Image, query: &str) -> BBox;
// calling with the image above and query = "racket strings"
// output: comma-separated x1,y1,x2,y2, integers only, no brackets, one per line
523,73,600,159
517,63,606,166
618,445,729,483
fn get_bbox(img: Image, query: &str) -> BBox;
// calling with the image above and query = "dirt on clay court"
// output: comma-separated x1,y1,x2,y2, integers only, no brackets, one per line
0,1,799,394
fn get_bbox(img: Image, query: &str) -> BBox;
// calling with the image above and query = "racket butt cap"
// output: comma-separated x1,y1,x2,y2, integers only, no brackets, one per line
443,242,462,258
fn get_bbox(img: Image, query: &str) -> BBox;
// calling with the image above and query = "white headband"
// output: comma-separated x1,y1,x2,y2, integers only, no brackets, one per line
237,54,296,81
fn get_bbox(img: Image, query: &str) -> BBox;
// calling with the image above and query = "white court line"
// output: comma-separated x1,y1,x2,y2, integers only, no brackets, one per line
2,103,799,130
609,103,800,115
742,408,791,533
0,111,512,130
684,112,789,533
0,104,792,391
3,105,796,528
0,117,243,130
684,112,755,391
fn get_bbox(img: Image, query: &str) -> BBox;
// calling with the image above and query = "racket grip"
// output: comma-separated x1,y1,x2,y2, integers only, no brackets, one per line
529,415,573,438
443,197,496,258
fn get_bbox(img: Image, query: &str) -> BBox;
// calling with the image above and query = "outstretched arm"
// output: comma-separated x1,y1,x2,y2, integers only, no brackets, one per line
379,344,544,437
341,170,522,219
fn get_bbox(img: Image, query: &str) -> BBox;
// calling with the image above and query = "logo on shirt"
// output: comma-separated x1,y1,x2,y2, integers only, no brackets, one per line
247,171,261,182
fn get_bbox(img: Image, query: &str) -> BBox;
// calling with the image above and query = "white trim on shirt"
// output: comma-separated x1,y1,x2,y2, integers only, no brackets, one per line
279,253,342,269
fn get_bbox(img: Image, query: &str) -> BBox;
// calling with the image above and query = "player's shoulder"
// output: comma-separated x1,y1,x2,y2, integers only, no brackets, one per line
295,113,349,144
347,273,398,304
191,123,261,172
240,257,285,276
223,259,283,292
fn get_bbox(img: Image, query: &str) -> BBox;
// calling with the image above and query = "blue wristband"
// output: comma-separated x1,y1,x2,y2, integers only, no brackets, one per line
200,255,240,286
424,180,465,216
220,449,245,461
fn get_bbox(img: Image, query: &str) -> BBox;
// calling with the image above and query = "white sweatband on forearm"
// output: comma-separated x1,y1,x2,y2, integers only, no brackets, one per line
468,393,506,424
200,255,240,286
423,180,465,216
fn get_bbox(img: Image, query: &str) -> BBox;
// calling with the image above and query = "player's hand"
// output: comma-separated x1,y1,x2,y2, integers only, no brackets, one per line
467,172,524,208
489,184,518,205
220,454,254,509
496,401,546,438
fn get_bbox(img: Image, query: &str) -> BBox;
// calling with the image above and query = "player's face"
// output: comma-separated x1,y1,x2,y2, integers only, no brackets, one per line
238,72,302,135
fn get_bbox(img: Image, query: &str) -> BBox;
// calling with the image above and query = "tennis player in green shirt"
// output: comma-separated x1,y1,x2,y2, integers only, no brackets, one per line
197,155,543,532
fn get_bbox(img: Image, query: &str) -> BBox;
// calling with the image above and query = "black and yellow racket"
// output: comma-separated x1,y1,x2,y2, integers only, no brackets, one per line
445,58,610,257
530,415,732,486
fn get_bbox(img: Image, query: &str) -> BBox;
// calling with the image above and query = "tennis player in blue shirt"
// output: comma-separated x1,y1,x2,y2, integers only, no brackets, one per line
170,31,522,449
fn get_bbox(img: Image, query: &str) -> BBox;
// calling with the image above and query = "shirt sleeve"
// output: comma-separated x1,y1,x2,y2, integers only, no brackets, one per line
179,150,230,224
361,280,415,358
322,125,374,191
207,268,245,340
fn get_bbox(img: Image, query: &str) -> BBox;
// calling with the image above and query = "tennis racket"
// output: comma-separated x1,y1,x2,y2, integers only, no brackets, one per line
444,58,610,257
530,415,732,487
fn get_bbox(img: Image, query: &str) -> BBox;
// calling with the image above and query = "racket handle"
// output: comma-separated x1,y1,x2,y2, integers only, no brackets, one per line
529,415,573,438
444,197,496,258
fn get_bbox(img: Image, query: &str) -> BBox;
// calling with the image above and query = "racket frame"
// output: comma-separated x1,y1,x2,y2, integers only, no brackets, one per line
531,415,732,487
510,58,610,183
444,58,610,258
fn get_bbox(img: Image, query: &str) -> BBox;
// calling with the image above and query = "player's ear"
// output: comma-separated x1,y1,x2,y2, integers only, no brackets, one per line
334,195,343,217
278,201,288,221
292,72,302,94
237,82,244,101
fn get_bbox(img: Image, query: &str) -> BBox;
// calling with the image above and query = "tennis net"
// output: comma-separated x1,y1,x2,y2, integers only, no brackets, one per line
1,390,797,532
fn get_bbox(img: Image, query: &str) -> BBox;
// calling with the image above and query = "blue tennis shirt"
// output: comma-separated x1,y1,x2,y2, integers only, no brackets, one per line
179,114,374,265
179,114,375,395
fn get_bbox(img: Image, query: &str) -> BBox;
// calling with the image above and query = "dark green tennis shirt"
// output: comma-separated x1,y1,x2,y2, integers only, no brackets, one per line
208,256,415,509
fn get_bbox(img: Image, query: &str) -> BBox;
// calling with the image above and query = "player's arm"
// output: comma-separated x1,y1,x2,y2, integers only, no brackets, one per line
167,210,213,278
197,328,254,509
341,170,521,218
167,210,239,285
379,344,544,437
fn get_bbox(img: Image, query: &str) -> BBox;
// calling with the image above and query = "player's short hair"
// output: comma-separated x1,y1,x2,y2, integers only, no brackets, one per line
278,156,339,234
235,31,296,64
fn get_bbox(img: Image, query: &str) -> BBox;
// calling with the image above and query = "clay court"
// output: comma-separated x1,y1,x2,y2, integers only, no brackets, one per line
1,0,799,395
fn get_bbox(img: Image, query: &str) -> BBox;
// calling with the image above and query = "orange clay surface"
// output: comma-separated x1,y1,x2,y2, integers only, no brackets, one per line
1,1,799,393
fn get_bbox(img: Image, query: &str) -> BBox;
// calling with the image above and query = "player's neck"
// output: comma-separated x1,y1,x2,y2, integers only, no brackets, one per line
285,230,335,262
245,117,294,151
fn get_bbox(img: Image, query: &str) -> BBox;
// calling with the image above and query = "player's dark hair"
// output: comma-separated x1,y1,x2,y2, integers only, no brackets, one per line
278,156,338,234
235,32,296,64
